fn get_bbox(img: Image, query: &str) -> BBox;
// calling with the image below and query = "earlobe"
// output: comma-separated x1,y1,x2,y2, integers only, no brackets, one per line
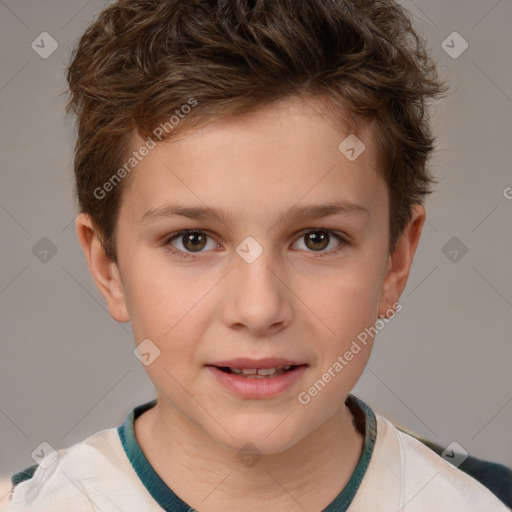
75,213,130,323
378,205,426,317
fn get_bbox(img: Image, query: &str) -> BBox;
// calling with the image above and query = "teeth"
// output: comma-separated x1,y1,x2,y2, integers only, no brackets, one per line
256,368,277,376
227,366,296,377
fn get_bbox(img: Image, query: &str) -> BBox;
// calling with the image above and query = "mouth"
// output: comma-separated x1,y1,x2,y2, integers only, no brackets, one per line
206,357,308,376
205,358,308,398
213,364,304,378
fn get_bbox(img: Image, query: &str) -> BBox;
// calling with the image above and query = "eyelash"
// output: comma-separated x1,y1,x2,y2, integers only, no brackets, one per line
163,228,349,260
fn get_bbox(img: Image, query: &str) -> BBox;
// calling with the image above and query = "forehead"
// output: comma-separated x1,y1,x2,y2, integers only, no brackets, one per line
119,96,387,227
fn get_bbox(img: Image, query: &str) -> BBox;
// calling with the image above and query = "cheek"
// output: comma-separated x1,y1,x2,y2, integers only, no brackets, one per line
297,268,380,408
308,261,383,337
124,256,211,361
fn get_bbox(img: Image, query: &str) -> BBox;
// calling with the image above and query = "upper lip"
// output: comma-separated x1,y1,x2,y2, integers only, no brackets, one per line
207,358,307,369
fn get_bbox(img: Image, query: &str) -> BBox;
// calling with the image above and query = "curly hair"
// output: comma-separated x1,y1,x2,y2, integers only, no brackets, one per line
66,0,448,262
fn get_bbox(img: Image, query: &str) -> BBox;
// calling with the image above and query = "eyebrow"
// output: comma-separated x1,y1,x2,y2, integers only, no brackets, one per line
140,200,369,224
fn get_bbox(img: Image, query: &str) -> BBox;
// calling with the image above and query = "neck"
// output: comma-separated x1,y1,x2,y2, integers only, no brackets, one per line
134,396,364,512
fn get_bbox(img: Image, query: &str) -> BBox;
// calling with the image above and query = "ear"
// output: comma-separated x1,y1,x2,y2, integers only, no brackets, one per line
378,204,426,317
75,213,130,323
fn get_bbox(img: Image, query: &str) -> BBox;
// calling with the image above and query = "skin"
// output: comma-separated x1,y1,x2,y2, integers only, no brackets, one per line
76,95,425,511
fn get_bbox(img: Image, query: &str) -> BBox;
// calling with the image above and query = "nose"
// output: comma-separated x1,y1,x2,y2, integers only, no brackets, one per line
221,241,293,336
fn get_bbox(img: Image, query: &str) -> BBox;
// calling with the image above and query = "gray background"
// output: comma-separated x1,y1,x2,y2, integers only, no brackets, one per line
1,0,511,506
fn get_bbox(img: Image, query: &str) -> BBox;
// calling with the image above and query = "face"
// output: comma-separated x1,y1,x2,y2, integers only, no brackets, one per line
79,96,421,455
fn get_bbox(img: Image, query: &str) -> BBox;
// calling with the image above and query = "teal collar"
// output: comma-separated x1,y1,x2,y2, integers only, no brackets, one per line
117,394,376,511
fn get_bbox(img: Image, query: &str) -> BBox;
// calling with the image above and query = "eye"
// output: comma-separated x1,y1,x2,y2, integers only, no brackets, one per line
164,230,219,259
292,229,347,256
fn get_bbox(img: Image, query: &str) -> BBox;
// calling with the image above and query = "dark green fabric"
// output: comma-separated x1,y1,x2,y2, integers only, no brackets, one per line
322,394,377,511
117,394,377,512
10,463,38,487
118,398,194,512
397,427,512,508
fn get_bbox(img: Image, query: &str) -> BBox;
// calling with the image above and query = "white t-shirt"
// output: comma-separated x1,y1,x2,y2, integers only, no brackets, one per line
6,395,509,511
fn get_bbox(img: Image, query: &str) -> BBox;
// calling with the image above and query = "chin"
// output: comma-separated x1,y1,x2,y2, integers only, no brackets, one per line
211,418,305,456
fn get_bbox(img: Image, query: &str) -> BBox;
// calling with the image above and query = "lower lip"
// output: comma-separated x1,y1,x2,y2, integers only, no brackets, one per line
206,365,307,399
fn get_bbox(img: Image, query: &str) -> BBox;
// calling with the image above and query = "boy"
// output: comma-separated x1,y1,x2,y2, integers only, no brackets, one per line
6,0,510,510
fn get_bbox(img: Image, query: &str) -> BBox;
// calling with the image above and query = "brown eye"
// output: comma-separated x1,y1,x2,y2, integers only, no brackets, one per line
181,231,207,252
304,230,330,251
165,230,217,257
293,229,346,256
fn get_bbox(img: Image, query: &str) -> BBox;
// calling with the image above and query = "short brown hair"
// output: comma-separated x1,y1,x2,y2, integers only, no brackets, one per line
67,0,447,262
